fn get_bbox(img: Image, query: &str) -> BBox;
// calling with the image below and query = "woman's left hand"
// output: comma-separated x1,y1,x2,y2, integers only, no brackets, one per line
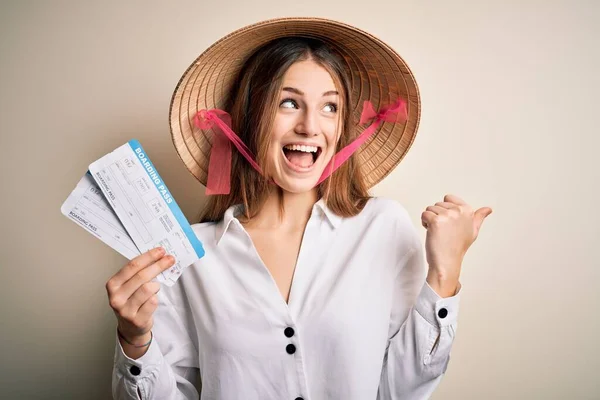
421,194,492,297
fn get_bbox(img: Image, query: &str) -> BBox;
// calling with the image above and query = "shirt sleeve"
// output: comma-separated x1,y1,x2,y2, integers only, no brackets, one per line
112,287,200,400
378,239,462,400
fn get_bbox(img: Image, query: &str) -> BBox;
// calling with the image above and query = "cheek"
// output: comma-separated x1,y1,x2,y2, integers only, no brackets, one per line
325,126,342,152
272,113,294,138
268,119,287,154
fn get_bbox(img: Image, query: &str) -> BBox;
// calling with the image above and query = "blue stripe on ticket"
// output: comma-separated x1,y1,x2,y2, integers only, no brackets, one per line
127,139,205,259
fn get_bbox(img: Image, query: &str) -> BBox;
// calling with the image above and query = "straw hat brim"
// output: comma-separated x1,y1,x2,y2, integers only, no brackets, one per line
169,17,420,189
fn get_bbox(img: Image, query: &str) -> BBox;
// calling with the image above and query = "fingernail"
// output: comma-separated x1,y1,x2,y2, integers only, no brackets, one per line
154,247,165,256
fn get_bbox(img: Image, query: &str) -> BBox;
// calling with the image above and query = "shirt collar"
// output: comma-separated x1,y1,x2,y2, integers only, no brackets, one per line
215,198,342,246
314,198,343,229
215,204,243,246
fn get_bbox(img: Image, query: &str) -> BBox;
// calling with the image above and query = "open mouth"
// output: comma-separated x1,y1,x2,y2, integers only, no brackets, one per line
282,144,322,169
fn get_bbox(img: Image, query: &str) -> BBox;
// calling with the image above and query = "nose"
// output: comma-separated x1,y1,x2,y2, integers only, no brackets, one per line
295,109,320,137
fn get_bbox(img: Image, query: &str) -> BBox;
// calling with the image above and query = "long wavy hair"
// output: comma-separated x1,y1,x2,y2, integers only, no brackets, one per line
198,37,370,223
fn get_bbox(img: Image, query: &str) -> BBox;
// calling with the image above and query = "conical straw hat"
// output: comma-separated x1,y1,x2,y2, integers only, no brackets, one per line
169,17,420,188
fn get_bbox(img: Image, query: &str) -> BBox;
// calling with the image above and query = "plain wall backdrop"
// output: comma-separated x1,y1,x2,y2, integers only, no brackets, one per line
1,1,599,399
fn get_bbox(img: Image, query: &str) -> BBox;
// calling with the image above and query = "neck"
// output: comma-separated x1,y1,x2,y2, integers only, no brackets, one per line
241,187,319,231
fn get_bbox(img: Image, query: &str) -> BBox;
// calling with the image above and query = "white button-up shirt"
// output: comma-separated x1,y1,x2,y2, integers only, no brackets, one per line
112,197,461,400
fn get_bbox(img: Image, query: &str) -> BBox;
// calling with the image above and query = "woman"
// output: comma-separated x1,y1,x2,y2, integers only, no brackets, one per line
108,18,491,399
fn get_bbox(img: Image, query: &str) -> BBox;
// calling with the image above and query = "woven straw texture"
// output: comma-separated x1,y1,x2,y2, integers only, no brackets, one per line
169,17,421,189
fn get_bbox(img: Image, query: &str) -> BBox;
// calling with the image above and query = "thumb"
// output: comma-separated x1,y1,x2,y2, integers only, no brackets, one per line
473,207,493,231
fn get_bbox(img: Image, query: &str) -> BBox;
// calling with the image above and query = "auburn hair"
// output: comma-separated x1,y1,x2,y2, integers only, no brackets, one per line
198,37,371,223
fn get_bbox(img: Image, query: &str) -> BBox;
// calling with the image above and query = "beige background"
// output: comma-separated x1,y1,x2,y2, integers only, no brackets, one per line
1,0,599,399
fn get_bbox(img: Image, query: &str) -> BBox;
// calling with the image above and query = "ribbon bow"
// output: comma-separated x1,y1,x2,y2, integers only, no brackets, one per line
359,98,408,125
193,109,262,195
193,97,408,194
316,97,408,184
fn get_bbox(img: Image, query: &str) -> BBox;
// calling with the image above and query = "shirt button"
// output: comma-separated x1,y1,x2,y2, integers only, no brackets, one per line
284,327,295,338
129,365,141,376
286,344,296,354
438,308,448,318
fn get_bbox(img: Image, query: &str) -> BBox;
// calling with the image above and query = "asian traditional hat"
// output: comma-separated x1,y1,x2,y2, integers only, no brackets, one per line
169,17,420,194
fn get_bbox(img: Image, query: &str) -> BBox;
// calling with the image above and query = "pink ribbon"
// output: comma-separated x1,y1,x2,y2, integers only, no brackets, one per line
193,109,263,195
316,98,408,184
193,97,407,195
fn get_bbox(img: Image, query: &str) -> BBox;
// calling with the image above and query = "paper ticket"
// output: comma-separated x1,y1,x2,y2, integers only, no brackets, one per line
88,139,205,285
61,171,141,260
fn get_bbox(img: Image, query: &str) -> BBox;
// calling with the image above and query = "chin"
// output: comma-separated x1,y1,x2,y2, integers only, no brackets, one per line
275,178,320,194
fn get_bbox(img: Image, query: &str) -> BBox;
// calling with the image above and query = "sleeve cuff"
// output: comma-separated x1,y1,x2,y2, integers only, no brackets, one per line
114,329,163,380
414,281,461,328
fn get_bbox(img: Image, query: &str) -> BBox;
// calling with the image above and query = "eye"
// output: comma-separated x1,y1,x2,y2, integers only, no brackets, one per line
280,98,298,109
323,102,338,113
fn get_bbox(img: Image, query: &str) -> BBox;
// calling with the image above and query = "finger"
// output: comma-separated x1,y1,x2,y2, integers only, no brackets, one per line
108,247,166,290
435,201,459,210
474,207,493,231
136,294,160,322
426,205,448,215
122,282,160,316
444,194,467,205
421,210,436,228
118,255,176,300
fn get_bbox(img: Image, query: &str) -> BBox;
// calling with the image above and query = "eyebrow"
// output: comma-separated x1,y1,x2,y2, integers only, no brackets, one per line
282,87,339,97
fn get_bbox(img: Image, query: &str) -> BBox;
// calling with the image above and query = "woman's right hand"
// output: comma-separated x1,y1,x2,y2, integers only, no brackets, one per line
106,247,175,355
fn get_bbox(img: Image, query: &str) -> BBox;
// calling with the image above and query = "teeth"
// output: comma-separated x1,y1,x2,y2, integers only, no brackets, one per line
284,144,318,153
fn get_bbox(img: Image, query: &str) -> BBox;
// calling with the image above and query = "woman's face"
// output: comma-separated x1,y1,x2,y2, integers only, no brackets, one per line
268,59,341,194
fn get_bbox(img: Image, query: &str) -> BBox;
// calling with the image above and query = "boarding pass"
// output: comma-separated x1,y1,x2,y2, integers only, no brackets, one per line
61,171,141,260
62,139,205,286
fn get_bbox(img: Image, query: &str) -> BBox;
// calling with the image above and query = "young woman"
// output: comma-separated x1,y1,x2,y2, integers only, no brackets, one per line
108,18,491,400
